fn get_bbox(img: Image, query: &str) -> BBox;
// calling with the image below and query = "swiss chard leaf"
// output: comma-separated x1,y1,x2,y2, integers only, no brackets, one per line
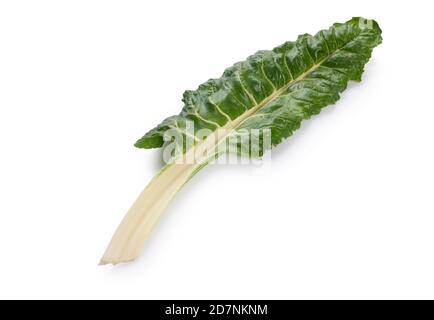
101,18,382,265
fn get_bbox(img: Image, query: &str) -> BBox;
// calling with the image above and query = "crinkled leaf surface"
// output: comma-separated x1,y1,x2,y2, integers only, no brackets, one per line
135,17,382,158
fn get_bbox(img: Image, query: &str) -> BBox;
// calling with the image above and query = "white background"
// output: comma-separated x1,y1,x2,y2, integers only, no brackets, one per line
1,0,433,300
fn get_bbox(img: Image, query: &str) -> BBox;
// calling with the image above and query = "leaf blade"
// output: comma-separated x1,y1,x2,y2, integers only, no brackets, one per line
135,17,382,158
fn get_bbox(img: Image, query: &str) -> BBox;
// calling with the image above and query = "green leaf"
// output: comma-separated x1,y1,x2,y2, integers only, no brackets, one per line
135,17,382,158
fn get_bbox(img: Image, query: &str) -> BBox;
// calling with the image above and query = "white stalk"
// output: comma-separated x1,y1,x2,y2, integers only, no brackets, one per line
100,125,226,265
99,162,199,265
